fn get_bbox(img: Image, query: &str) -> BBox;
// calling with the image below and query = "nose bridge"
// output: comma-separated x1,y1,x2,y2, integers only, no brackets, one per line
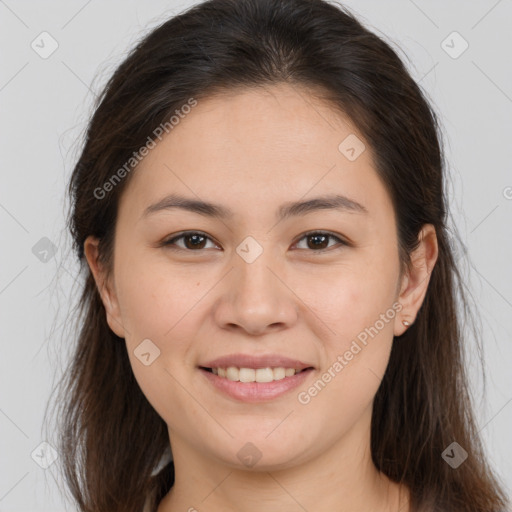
234,235,283,306
214,235,298,334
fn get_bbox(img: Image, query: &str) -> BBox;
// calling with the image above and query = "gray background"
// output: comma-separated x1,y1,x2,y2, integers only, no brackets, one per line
1,0,511,510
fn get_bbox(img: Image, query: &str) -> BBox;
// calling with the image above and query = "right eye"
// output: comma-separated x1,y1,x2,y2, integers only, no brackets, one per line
161,231,220,251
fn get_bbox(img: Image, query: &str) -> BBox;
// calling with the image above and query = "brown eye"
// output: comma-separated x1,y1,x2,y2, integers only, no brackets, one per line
294,231,347,252
162,231,217,251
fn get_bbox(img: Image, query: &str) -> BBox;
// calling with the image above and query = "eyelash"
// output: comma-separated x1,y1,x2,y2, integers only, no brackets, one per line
161,230,348,253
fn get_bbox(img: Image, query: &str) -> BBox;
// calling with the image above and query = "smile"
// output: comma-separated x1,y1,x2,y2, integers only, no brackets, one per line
202,366,310,382
198,366,315,402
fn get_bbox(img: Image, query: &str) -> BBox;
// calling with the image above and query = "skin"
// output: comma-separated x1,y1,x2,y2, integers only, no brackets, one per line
85,83,438,512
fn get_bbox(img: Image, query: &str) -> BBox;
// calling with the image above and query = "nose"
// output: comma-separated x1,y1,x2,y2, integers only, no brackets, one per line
213,249,299,336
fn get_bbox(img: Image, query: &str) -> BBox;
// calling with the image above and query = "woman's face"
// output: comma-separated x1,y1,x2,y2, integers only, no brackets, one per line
87,83,417,470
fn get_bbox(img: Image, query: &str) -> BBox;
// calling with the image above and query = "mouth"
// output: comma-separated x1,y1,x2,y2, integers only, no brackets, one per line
197,360,315,402
199,365,314,383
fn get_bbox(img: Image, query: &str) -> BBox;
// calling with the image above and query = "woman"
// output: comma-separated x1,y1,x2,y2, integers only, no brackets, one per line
47,0,510,510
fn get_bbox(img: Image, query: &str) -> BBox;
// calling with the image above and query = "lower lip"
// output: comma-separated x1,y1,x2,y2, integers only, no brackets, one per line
199,368,314,403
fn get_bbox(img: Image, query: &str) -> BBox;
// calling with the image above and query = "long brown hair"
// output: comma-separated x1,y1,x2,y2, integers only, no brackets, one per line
44,0,510,510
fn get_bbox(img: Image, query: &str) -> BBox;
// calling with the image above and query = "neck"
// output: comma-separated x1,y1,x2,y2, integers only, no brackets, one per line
157,407,409,512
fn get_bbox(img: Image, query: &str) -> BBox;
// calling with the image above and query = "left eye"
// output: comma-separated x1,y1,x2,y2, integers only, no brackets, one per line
161,231,347,252
293,231,347,251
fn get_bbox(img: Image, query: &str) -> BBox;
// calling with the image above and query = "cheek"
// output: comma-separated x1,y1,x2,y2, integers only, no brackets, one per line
295,303,396,441
298,258,398,342
295,248,398,408
115,262,203,421
115,255,200,340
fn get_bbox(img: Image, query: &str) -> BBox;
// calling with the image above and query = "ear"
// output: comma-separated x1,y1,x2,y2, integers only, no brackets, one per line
394,224,438,336
83,235,126,338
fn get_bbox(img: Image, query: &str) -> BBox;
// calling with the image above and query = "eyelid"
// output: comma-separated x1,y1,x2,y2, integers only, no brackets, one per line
161,230,349,252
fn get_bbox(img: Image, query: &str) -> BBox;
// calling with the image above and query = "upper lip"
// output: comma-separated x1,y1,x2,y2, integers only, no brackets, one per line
200,353,315,370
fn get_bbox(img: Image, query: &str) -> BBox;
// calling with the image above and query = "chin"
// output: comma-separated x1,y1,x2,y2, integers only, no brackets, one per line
211,429,312,471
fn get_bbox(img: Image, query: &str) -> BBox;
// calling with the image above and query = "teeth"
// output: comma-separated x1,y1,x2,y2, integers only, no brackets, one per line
226,367,239,381
273,367,285,380
210,366,305,382
239,368,256,382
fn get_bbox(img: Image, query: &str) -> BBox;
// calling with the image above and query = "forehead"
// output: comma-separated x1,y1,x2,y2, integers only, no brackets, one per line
118,83,393,226
172,83,361,162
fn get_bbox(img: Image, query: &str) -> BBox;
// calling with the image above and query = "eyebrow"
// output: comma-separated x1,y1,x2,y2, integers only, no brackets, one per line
140,192,368,221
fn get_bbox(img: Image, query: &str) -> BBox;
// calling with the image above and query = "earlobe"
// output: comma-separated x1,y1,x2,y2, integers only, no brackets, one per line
83,235,126,338
394,224,439,336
